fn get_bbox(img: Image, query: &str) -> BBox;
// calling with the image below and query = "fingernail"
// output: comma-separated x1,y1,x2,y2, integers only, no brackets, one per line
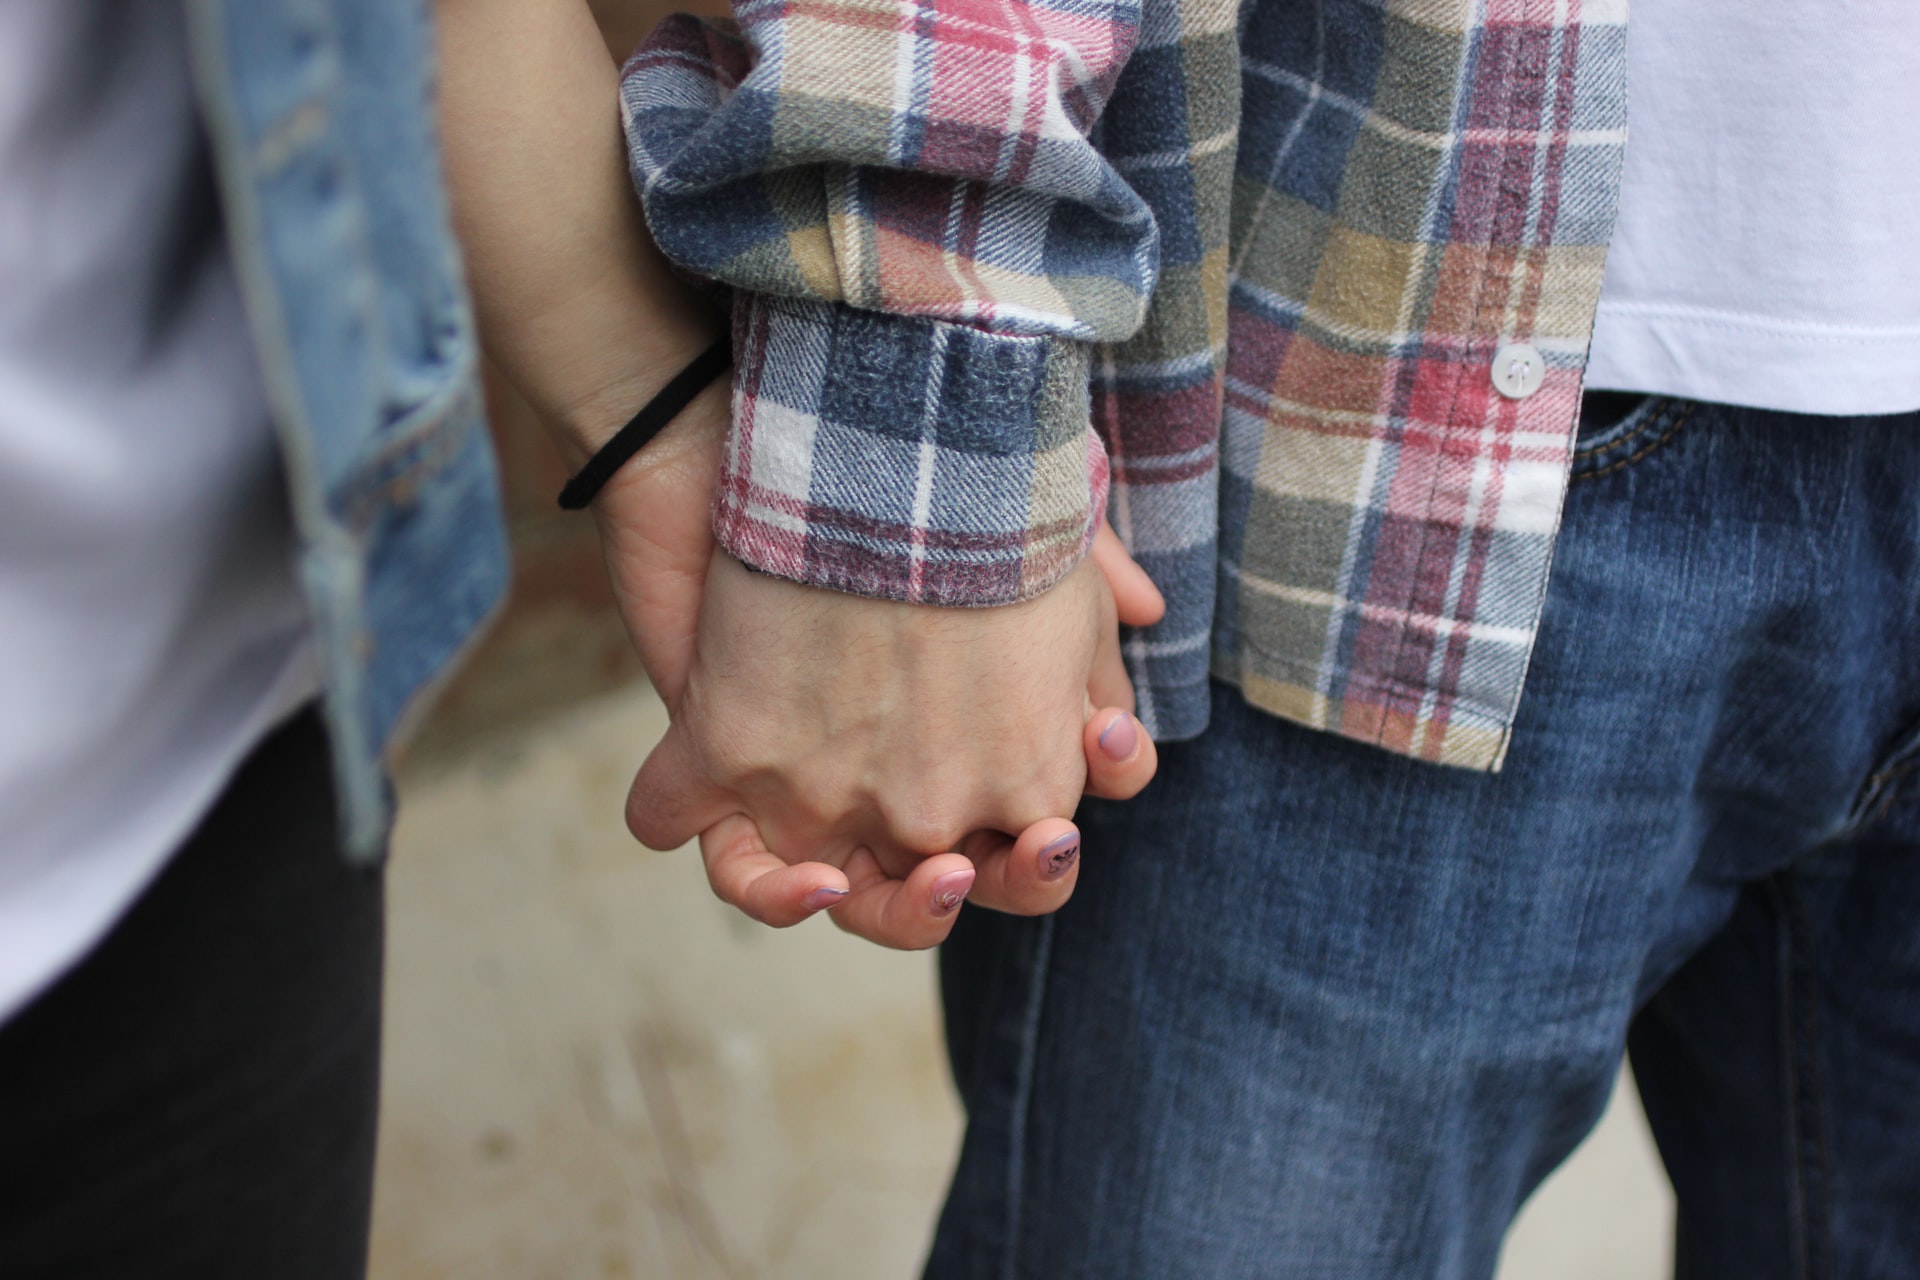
1097,713,1138,761
804,886,850,913
1040,832,1080,880
930,869,975,917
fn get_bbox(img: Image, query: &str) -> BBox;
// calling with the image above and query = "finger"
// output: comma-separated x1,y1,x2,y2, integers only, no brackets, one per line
1086,575,1137,714
1083,707,1158,801
698,812,851,926
1091,519,1166,628
827,847,977,951
866,842,929,883
625,723,736,851
959,819,1080,916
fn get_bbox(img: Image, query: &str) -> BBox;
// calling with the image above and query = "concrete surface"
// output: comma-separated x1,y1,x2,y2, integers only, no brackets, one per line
370,683,1675,1280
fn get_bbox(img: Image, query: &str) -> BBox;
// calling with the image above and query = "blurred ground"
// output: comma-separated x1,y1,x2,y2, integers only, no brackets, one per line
369,680,1676,1280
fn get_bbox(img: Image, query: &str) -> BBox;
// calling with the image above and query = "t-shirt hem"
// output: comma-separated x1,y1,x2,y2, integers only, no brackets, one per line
1586,302,1920,416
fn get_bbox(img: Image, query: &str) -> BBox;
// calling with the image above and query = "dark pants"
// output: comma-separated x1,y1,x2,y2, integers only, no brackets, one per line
932,398,1920,1279
0,708,384,1280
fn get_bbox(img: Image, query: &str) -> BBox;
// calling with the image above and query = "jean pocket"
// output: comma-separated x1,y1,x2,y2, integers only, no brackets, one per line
1570,393,1697,482
1841,715,1920,834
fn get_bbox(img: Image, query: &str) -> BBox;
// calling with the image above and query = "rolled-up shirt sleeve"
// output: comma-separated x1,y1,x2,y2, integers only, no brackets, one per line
619,0,1156,605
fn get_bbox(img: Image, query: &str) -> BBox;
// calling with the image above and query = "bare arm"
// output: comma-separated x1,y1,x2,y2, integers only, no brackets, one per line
434,0,718,470
428,0,1161,948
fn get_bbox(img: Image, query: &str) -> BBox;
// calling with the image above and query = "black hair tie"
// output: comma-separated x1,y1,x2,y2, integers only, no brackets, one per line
556,337,732,510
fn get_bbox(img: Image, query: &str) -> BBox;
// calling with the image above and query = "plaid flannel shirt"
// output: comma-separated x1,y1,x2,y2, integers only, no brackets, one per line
621,0,1628,769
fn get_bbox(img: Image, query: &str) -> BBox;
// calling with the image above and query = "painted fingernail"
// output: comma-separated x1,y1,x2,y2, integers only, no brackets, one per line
1097,713,1138,761
1040,832,1080,880
804,886,850,913
930,869,975,917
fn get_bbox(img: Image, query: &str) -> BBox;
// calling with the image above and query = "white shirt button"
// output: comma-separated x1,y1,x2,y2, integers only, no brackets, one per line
1491,342,1545,400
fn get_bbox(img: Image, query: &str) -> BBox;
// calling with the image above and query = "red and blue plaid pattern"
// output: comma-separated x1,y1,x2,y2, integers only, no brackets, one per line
623,0,1147,604
623,0,1630,768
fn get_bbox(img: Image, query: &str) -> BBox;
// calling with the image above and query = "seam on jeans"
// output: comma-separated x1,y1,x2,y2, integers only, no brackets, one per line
1769,876,1813,1280
1571,402,1698,483
1770,874,1838,1280
999,913,1056,1280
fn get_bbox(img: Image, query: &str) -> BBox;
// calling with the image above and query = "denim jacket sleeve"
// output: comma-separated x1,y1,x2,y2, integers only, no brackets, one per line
618,0,1157,606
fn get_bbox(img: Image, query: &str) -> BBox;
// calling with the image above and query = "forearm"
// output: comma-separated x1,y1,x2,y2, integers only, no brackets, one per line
434,0,720,469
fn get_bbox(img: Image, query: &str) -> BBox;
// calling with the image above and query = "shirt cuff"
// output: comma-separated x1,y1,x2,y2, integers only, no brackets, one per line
716,293,1107,607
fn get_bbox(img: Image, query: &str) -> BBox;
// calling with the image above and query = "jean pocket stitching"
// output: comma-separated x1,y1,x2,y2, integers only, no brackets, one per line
1571,401,1698,483
1572,394,1668,459
1840,716,1920,834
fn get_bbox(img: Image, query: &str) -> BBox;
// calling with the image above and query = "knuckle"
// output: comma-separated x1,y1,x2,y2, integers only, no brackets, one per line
886,813,968,857
1026,759,1086,818
879,791,973,856
784,762,854,825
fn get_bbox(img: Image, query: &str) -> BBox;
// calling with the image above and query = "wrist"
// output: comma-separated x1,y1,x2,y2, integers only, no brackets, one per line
540,287,725,467
547,334,720,465
556,336,731,509
585,374,731,514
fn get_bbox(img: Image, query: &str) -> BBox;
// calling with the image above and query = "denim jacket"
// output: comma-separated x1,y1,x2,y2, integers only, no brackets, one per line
186,0,508,859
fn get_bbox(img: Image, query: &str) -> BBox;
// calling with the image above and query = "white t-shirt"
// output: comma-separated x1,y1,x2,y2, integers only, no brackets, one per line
1587,3,1920,416
0,1,317,1024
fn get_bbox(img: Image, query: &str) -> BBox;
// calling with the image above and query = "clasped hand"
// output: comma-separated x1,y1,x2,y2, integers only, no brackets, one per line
594,384,1159,949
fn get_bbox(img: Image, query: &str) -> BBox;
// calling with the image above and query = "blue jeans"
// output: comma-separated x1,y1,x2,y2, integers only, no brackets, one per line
930,397,1920,1279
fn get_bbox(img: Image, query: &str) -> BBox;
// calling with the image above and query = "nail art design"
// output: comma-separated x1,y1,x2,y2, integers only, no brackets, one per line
1041,832,1080,880
930,869,974,917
